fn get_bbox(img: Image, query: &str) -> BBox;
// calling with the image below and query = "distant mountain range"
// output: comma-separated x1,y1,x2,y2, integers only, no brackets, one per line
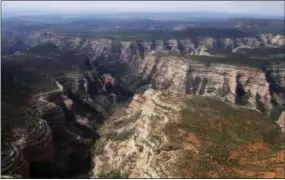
2,9,284,20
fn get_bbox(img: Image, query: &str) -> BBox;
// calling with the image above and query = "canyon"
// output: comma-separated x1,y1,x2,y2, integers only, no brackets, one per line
14,31,285,115
1,29,285,178
92,89,284,178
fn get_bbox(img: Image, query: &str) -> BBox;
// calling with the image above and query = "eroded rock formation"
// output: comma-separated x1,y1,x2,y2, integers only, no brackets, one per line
277,111,285,133
17,119,54,163
91,89,284,178
1,63,122,178
1,145,30,178
92,89,185,178
9,31,283,115
23,31,285,56
2,29,284,178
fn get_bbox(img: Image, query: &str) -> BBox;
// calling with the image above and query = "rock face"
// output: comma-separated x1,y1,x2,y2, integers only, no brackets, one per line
21,31,285,56
64,99,76,113
276,111,285,133
2,30,284,178
20,119,54,163
4,118,54,164
118,53,283,114
10,31,283,115
1,67,118,177
32,74,114,177
91,89,284,178
56,70,116,121
265,61,285,106
36,100,66,137
185,62,273,112
102,74,116,92
92,89,185,178
1,145,30,178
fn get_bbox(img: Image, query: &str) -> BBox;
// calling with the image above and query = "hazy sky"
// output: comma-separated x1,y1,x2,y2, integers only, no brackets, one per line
2,1,285,16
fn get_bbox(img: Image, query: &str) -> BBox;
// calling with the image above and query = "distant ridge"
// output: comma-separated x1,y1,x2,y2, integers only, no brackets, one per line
2,9,284,20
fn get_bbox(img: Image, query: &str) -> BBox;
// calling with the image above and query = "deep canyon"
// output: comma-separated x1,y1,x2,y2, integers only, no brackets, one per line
1,29,285,178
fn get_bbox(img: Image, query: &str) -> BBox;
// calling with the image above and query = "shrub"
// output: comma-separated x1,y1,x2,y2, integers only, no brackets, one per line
262,127,282,148
111,128,135,141
98,170,128,178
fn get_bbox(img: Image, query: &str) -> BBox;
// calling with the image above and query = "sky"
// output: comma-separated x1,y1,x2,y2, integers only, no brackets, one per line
2,1,285,16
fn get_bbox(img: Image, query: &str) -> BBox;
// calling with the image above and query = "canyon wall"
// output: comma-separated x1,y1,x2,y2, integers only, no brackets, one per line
12,31,283,114
24,31,285,55
2,30,284,178
91,89,284,178
1,67,119,177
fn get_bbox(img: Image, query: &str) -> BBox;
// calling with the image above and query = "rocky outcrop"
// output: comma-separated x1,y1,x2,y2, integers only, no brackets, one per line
20,31,284,56
3,31,284,115
3,118,54,166
265,61,285,106
113,53,282,114
5,30,282,115
102,74,116,92
1,145,30,178
185,62,273,111
134,55,188,92
31,98,66,140
1,174,23,179
92,89,185,178
18,119,54,163
277,111,285,133
1,67,117,177
56,71,115,122
92,89,284,178
2,28,284,178
64,99,76,113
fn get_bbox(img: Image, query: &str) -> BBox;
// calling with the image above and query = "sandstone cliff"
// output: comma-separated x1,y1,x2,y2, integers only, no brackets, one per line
91,89,284,178
10,31,283,115
1,51,133,177
22,31,285,56
2,30,284,178
115,53,284,115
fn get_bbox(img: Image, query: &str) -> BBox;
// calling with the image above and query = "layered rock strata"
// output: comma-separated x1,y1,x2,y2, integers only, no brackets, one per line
1,145,30,178
23,31,285,56
35,100,66,137
92,88,285,178
12,119,54,163
11,31,283,115
119,54,283,114
92,89,185,178
1,70,113,177
2,30,284,178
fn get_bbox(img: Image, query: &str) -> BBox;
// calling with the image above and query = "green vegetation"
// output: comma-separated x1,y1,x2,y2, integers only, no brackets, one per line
232,18,285,35
262,127,283,150
59,28,248,41
153,47,285,69
237,91,251,106
270,106,284,121
189,54,284,69
27,43,62,55
111,128,135,141
237,47,285,56
98,170,128,178
163,96,284,178
255,93,267,113
1,44,86,142
94,139,107,155
113,111,142,129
